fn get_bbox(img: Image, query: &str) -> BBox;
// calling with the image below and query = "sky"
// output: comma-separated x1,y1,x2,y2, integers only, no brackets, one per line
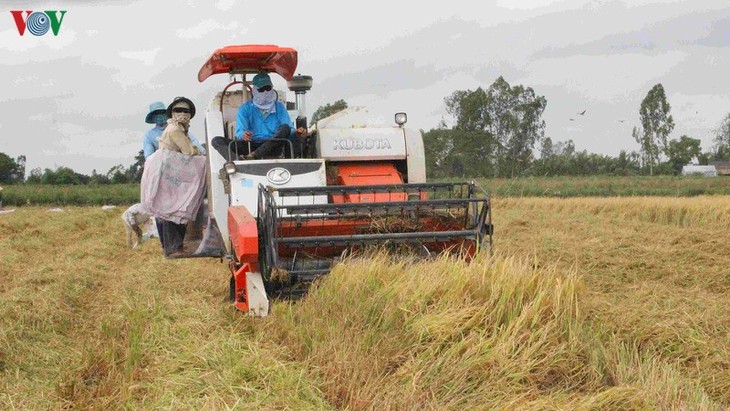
1,0,729,175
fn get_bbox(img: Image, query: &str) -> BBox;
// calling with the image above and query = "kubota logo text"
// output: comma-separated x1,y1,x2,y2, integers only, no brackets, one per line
333,138,393,150
10,10,67,36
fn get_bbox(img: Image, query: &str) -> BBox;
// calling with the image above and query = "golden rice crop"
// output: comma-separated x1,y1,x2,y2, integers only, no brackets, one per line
497,196,730,406
1,196,729,409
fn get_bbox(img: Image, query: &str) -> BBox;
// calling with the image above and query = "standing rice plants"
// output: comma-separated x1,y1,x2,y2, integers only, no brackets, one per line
495,196,730,407
464,176,730,197
1,184,140,206
261,253,719,410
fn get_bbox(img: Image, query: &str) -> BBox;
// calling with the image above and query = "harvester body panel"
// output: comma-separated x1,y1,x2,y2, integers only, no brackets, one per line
228,160,327,217
317,127,407,161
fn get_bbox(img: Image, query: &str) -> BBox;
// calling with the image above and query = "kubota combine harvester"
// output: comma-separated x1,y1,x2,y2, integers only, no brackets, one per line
193,45,492,316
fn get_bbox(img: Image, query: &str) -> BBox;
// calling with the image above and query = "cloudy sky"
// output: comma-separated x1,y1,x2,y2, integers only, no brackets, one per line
1,0,728,174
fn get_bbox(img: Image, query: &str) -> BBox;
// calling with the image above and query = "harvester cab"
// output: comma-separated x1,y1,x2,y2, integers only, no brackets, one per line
197,45,493,316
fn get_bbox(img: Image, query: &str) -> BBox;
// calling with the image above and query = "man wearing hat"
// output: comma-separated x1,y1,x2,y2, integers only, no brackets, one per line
211,72,306,160
142,101,205,159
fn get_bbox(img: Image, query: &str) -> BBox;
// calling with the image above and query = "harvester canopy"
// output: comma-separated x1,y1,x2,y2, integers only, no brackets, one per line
197,45,297,82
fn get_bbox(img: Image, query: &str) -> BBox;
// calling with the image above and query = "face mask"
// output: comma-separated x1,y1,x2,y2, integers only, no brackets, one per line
172,112,191,127
154,114,167,127
252,88,276,111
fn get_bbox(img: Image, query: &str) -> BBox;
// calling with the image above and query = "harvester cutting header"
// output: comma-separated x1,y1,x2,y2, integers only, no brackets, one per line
192,44,492,315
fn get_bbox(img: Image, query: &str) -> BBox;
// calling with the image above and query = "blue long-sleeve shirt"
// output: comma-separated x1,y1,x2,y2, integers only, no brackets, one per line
143,125,205,158
235,100,295,143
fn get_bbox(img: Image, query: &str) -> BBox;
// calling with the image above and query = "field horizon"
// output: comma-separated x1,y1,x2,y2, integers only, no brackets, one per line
2,175,730,206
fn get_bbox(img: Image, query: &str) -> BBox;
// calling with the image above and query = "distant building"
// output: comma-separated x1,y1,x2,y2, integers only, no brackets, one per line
709,161,730,176
681,165,717,177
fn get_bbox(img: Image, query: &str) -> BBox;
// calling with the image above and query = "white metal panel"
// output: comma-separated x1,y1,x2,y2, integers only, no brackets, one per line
228,159,327,218
404,128,427,183
205,107,232,253
246,272,269,317
317,128,407,161
315,106,388,129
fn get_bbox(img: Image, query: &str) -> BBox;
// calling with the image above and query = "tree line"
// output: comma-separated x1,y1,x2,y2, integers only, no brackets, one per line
2,81,730,185
0,151,145,185
426,78,730,179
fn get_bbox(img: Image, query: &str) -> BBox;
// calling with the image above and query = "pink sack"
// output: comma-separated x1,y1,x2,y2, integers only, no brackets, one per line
140,149,207,225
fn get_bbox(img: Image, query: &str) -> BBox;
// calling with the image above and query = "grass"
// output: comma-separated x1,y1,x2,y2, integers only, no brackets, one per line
2,176,730,206
0,184,139,206
1,196,729,409
465,175,730,197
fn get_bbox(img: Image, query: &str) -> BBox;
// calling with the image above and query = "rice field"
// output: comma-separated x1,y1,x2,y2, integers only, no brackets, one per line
2,176,729,206
1,196,729,409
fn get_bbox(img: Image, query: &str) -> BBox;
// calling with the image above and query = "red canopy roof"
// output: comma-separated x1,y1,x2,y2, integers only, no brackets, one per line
198,45,298,82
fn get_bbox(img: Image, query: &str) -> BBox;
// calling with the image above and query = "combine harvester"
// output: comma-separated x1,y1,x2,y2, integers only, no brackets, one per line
191,45,492,315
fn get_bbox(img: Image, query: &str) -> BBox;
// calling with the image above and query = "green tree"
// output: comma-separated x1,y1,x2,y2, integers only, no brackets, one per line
616,150,642,176
312,99,348,123
666,135,702,173
41,167,83,185
539,137,554,159
127,150,145,183
712,113,730,160
13,155,26,182
89,169,111,184
445,76,547,177
632,126,648,172
26,167,42,184
638,83,675,175
423,128,497,178
106,165,129,184
0,152,17,184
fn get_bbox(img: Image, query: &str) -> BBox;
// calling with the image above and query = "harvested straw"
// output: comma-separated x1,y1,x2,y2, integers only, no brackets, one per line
270,266,290,283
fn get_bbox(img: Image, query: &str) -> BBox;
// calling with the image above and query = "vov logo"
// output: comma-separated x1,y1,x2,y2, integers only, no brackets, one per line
10,10,67,36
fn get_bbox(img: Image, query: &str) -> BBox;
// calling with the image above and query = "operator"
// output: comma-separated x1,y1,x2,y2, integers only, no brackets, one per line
143,101,205,160
211,72,307,160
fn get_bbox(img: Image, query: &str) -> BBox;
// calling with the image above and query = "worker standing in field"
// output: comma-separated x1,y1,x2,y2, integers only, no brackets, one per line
143,101,206,159
211,72,307,160
142,101,208,250
154,96,205,256
158,97,201,156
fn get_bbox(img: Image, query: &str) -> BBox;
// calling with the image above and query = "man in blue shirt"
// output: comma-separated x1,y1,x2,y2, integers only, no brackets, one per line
143,101,205,159
211,73,306,160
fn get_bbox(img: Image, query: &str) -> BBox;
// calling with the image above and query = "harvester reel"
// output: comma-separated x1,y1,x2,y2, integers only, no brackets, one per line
255,182,492,300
